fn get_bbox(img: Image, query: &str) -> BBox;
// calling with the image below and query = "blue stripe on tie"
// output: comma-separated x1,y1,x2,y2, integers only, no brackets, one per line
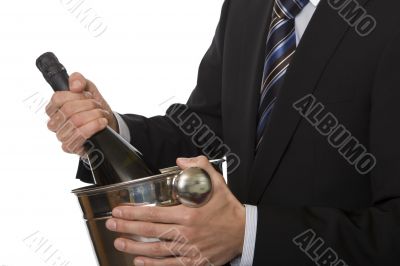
266,19,287,43
263,32,296,78
268,19,286,37
276,0,294,19
256,0,309,149
264,26,294,67
259,67,287,110
265,20,292,53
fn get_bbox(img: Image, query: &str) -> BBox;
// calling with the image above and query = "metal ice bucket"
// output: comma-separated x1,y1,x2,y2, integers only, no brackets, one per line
72,166,213,266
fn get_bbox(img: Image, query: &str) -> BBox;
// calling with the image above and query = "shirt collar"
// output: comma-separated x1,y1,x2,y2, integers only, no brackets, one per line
309,0,320,7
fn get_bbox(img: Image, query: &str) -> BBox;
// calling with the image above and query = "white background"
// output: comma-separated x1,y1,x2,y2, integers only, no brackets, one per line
0,0,223,265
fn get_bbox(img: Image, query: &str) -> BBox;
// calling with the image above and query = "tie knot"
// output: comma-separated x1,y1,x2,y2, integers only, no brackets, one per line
275,0,309,19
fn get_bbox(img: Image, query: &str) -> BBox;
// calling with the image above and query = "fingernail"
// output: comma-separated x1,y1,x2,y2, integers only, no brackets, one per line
106,219,117,231
114,239,126,251
72,80,82,89
134,259,144,266
113,208,122,218
177,158,189,163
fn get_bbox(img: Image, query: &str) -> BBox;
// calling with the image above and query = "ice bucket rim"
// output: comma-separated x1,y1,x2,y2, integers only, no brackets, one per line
71,168,181,197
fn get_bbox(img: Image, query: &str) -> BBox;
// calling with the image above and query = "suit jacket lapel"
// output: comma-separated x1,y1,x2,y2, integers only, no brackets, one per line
225,0,274,201
248,0,370,203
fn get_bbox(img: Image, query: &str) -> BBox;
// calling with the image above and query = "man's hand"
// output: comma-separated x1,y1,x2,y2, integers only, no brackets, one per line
45,72,118,155
105,156,246,266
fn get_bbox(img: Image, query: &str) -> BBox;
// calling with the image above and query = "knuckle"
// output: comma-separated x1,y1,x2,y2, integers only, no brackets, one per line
197,156,209,167
182,211,196,225
198,155,208,162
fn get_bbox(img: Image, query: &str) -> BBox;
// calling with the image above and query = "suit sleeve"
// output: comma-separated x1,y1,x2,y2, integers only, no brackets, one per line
253,33,400,266
76,0,231,183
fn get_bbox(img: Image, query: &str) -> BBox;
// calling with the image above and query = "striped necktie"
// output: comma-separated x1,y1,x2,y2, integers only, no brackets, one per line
256,0,309,149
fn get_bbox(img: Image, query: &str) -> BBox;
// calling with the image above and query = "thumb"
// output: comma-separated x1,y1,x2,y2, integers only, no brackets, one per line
177,156,227,190
176,156,217,176
69,72,100,98
69,72,88,93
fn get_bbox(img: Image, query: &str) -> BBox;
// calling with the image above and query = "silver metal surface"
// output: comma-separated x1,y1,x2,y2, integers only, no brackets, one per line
173,167,213,207
72,166,213,266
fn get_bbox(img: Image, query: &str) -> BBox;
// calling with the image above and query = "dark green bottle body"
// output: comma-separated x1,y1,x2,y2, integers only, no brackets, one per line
84,127,159,185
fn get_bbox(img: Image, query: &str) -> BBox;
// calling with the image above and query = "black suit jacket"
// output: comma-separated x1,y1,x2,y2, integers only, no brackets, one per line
78,0,400,264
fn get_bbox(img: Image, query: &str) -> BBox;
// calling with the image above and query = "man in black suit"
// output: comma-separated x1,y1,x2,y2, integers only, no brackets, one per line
46,0,400,265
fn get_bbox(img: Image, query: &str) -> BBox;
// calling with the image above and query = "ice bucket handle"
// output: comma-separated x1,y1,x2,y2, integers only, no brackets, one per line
172,167,213,207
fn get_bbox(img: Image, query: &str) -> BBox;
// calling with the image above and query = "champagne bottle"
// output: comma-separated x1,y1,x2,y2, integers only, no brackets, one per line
36,52,160,185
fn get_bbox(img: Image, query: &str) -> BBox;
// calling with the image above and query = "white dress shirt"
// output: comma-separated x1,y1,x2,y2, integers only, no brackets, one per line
114,1,320,265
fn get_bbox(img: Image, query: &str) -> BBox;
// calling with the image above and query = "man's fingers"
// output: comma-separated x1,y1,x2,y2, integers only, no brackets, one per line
133,256,200,266
47,99,103,132
62,132,87,154
113,238,188,258
176,156,226,190
112,205,186,224
47,109,67,132
106,219,183,239
60,99,102,119
176,156,219,179
69,108,110,128
45,72,113,157
56,121,76,142
176,156,213,172
77,118,108,139
46,72,99,116
46,91,90,116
